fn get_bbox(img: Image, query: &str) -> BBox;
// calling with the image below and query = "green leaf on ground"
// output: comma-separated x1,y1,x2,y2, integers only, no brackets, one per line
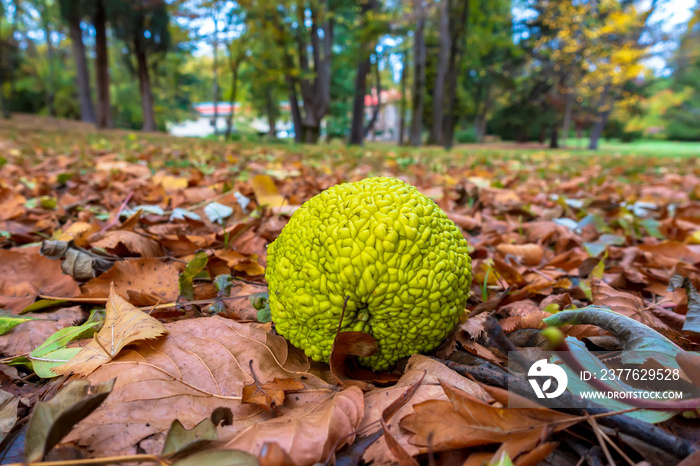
179,251,209,300
25,379,115,462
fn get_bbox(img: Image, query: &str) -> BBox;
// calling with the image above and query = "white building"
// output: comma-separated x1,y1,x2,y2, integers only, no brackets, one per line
167,102,293,138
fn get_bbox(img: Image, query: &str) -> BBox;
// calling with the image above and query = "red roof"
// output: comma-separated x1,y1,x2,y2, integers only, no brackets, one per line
364,89,401,107
195,103,239,117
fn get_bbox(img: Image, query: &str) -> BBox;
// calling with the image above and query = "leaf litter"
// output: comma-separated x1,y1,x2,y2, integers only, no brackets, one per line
1,118,700,464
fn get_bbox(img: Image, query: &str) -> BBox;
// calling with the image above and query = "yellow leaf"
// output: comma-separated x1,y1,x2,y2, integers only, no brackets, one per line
153,173,189,193
252,174,286,208
690,230,700,245
53,283,168,377
57,222,99,247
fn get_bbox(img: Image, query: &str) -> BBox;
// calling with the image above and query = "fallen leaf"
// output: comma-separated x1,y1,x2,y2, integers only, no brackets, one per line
89,230,165,257
253,174,287,208
496,243,544,266
0,311,38,336
56,222,100,247
591,277,664,327
0,306,86,357
54,283,168,376
677,351,700,386
171,449,259,466
400,381,578,454
0,390,18,442
24,308,105,378
0,187,26,221
162,407,233,458
242,372,305,413
225,387,364,465
62,316,332,456
0,248,79,313
25,379,115,462
329,331,378,390
361,355,491,465
81,258,181,301
179,251,209,300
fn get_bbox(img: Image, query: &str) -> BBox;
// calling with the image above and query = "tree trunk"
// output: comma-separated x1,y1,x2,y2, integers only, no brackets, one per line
44,23,55,116
560,92,573,148
364,59,381,138
549,124,559,148
348,0,377,146
349,55,371,145
224,65,239,140
287,78,303,144
94,0,112,129
302,125,320,144
474,116,486,142
398,49,408,145
68,17,95,123
428,0,450,146
266,87,277,138
442,0,469,149
212,34,219,136
588,86,611,150
134,37,157,132
588,110,610,150
0,78,9,119
409,0,426,147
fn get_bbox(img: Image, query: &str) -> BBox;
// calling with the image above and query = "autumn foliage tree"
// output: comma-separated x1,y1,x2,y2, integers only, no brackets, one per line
520,0,660,149
112,0,171,132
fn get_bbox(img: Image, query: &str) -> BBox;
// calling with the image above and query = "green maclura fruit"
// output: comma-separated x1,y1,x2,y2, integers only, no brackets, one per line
265,177,472,370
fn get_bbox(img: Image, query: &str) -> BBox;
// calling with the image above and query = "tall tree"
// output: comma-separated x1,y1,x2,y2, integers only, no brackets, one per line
245,0,336,143
93,0,112,128
665,4,700,140
398,48,408,145
113,0,171,132
428,0,449,145
349,0,379,146
409,0,426,146
59,0,95,122
224,33,248,139
0,1,19,118
441,0,469,148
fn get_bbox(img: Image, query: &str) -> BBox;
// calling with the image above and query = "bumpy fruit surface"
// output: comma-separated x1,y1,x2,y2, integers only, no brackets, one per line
265,177,472,370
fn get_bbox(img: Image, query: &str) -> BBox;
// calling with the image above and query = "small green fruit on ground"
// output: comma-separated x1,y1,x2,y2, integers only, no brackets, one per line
265,177,472,370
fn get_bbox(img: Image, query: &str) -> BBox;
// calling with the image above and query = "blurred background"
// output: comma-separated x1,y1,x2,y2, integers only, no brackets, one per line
0,0,697,150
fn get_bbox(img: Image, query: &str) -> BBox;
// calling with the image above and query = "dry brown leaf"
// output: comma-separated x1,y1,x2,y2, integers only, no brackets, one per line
677,351,700,386
214,250,266,276
0,306,86,357
258,442,298,466
89,230,165,257
591,277,665,327
225,387,364,465
242,375,305,413
447,212,480,230
329,331,378,391
361,355,491,465
496,243,544,266
0,248,80,312
62,316,332,456
80,258,181,301
0,187,26,221
400,381,579,453
638,241,700,264
54,283,167,377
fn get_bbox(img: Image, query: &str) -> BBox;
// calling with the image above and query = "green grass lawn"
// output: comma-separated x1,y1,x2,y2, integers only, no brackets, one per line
560,138,700,156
